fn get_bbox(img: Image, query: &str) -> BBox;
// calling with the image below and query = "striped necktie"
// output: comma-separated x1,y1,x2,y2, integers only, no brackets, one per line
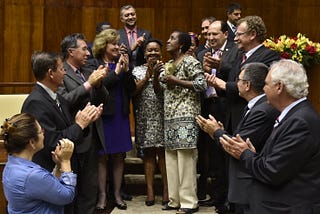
75,69,86,83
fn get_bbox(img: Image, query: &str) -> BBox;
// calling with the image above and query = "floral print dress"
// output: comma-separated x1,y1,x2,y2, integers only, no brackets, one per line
132,65,165,149
160,55,207,150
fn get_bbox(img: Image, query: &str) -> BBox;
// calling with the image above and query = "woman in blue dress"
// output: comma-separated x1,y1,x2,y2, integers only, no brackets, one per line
87,28,136,211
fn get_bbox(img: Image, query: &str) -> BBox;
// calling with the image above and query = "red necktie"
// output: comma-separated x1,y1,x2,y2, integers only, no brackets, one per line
241,54,247,64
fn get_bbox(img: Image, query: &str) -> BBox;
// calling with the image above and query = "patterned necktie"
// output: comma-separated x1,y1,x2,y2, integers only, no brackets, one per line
75,69,86,83
129,30,137,61
232,25,237,33
129,30,135,49
55,97,62,112
241,54,247,64
274,117,280,128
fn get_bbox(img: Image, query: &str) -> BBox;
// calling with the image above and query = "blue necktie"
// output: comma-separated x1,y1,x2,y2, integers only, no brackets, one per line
75,69,86,83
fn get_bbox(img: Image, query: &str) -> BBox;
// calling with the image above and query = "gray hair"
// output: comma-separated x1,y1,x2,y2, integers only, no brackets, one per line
120,4,135,17
270,59,309,98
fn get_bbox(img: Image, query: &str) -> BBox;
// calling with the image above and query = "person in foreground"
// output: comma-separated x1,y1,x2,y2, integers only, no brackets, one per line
1,113,76,214
155,30,207,214
219,59,320,213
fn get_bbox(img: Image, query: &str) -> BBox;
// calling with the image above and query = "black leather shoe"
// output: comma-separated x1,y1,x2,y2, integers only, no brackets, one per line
121,192,132,201
162,200,170,206
115,201,127,210
162,203,179,210
176,207,199,214
198,198,216,207
145,200,155,206
95,206,106,213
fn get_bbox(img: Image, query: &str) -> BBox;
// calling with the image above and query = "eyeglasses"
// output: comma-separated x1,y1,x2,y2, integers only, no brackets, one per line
235,31,249,37
69,46,89,52
236,77,249,82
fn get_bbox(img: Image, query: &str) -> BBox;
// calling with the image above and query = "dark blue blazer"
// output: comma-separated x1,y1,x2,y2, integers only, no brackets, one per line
224,45,280,133
214,95,280,204
241,100,320,213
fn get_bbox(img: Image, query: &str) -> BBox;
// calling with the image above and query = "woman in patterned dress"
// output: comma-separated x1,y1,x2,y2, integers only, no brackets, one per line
155,31,207,214
132,39,169,206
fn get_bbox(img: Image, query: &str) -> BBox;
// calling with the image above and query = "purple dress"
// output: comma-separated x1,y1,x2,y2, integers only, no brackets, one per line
101,62,132,154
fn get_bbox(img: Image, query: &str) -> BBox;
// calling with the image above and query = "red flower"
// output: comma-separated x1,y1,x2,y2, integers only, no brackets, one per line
305,45,316,55
280,52,291,59
290,43,297,49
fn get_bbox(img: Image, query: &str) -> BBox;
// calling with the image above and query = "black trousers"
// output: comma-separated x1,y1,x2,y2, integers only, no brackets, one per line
65,139,100,214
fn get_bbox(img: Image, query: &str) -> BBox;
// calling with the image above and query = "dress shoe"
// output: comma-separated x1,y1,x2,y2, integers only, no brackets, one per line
162,203,179,210
176,207,199,214
95,206,106,213
198,198,216,207
121,192,133,201
115,201,127,210
162,200,170,206
145,200,155,206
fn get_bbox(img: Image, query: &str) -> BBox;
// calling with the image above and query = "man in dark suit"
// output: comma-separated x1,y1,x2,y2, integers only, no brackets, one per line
226,2,241,43
118,4,151,67
58,33,108,214
21,51,100,171
196,16,216,58
196,20,238,210
220,59,320,213
208,15,280,135
197,62,279,214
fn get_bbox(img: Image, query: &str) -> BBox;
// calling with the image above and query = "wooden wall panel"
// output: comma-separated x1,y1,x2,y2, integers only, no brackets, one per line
0,1,4,86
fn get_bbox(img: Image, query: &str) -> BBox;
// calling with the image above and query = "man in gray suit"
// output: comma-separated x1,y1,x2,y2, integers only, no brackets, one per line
118,4,151,67
220,59,320,213
58,33,108,214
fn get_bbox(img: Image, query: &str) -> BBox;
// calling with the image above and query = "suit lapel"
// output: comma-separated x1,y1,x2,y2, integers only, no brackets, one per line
236,95,267,130
35,85,71,124
64,62,83,85
244,46,266,64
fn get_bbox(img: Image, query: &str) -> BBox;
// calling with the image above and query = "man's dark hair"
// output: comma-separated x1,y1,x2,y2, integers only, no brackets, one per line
201,16,216,24
31,51,62,81
227,2,241,14
96,21,112,34
242,62,269,94
61,33,86,60
220,20,228,33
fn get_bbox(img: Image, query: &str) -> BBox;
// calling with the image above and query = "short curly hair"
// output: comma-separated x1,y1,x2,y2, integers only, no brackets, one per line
92,29,120,59
238,15,267,43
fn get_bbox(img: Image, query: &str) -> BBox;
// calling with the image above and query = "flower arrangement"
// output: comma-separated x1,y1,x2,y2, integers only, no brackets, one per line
264,33,320,67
